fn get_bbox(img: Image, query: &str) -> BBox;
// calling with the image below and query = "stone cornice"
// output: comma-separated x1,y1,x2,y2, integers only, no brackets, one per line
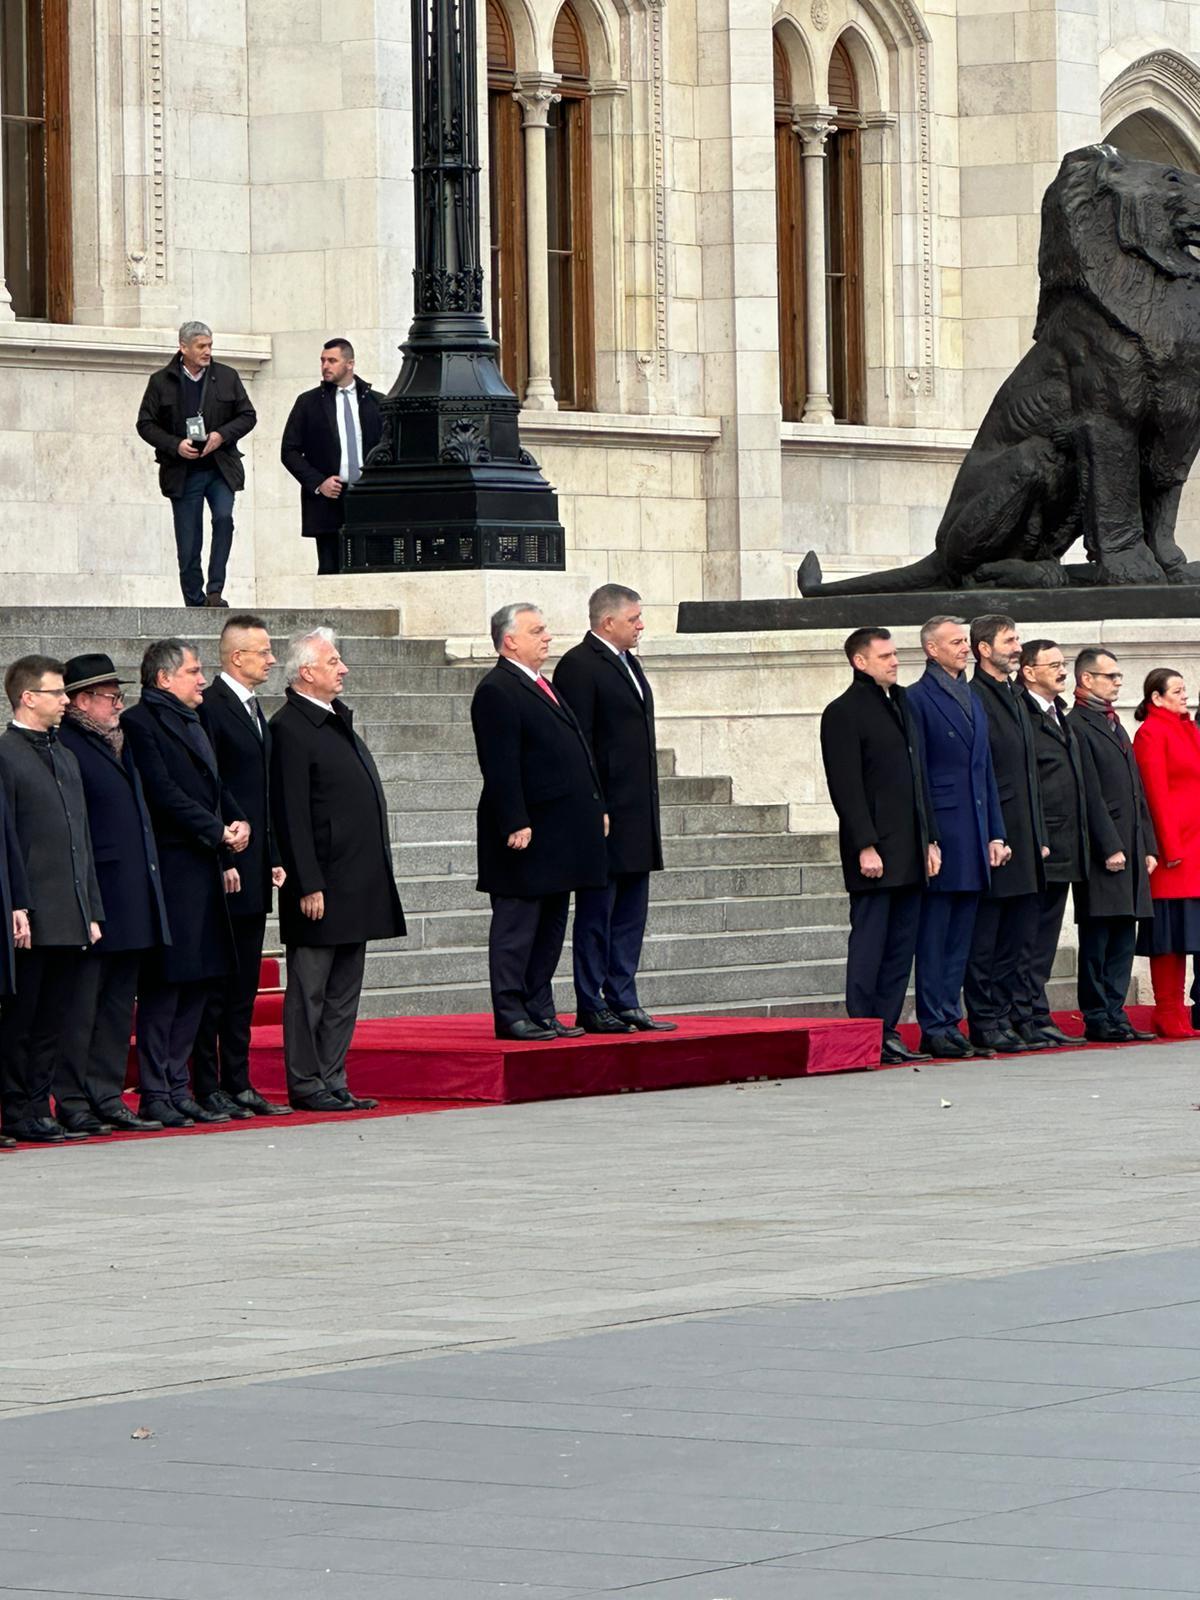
781,420,972,463
0,323,273,377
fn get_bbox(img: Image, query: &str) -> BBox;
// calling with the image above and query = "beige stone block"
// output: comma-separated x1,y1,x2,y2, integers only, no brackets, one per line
322,108,382,180
532,443,608,498
323,245,381,331
0,431,39,501
957,12,1015,65
671,453,701,500
963,314,1023,370
641,495,707,551
246,0,320,42
671,551,704,602
672,137,701,193
187,0,246,45
960,63,1033,117
608,450,674,500
667,189,698,246
189,113,249,186
322,0,377,41
168,40,248,115
694,83,732,137
609,549,674,601
175,179,251,254
249,112,325,184
251,181,346,253
192,249,253,329
961,213,1019,267
671,244,704,300
959,163,1035,217
573,495,642,551
0,502,78,572
342,38,412,111
671,300,700,355
249,45,342,116
79,503,177,575
251,250,329,329
35,430,144,505
962,262,1038,321
0,369,76,433
958,114,1018,168
731,242,778,300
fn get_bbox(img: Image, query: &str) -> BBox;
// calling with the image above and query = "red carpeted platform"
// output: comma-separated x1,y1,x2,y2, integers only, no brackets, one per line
890,1004,1172,1063
247,1013,882,1104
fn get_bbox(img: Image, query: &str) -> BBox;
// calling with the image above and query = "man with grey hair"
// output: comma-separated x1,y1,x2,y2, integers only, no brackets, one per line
270,627,405,1110
471,604,608,1040
136,320,257,608
554,585,674,1032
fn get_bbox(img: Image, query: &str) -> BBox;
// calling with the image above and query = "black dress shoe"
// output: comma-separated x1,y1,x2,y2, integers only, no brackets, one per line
496,1020,559,1041
996,1026,1041,1051
1039,1022,1074,1045
1013,1021,1057,1048
203,1090,253,1121
882,1031,931,1063
332,1089,379,1111
140,1099,194,1128
175,1096,229,1124
57,1112,113,1136
7,1117,71,1143
920,1031,971,1059
289,1091,357,1112
0,1132,14,1149
576,1009,637,1034
1084,1022,1127,1043
612,1007,678,1032
540,1017,585,1037
969,1028,1013,1055
1116,1018,1156,1041
233,1088,292,1116
99,1105,164,1132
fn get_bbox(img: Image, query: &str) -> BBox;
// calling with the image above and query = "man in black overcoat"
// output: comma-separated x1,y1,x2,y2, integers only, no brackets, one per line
819,627,939,1066
58,654,172,1135
0,779,28,1151
473,603,608,1041
964,615,1050,1054
554,584,674,1035
270,627,405,1111
193,616,292,1119
122,640,248,1127
0,656,104,1144
280,339,384,575
1067,647,1159,1042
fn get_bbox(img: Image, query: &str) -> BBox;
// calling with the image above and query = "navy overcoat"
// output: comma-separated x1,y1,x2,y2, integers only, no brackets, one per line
906,665,1004,894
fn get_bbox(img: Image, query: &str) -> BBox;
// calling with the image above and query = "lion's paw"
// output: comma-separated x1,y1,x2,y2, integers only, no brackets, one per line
1165,560,1200,586
1096,546,1167,586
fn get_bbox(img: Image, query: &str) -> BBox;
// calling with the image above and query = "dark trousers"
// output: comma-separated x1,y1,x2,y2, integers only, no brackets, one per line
56,948,142,1117
283,942,366,1100
1078,916,1138,1028
192,913,265,1101
1010,880,1071,1028
845,886,922,1033
915,890,980,1035
316,530,342,575
0,946,86,1126
135,972,212,1105
572,872,650,1013
488,892,570,1031
171,466,235,604
964,892,1041,1031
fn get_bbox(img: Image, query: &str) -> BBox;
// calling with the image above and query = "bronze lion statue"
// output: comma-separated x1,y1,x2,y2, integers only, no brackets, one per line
800,143,1200,595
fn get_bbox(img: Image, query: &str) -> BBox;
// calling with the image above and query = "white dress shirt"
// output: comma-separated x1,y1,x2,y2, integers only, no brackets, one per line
590,630,644,698
335,381,363,483
292,690,333,715
220,670,263,735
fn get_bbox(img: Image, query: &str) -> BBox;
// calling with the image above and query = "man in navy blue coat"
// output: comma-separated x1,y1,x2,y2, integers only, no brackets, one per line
906,615,1008,1057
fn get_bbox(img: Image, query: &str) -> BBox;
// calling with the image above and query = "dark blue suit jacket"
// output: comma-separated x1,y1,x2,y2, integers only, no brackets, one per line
907,665,1004,893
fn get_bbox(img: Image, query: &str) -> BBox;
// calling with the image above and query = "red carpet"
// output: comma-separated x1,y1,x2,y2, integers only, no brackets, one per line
891,1005,1176,1063
247,1013,882,1104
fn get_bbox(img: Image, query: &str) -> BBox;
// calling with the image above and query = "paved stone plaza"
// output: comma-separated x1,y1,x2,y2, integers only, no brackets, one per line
4,1043,1200,1596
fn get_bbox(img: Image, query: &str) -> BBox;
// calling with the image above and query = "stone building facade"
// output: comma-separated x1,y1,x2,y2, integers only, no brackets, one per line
2,0,1199,631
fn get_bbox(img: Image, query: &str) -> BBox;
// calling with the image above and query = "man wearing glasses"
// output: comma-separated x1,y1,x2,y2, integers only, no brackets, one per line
0,657,104,1143
57,654,173,1133
1067,649,1159,1042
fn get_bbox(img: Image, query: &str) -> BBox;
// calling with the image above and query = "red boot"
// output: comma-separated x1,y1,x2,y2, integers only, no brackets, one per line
1150,952,1197,1038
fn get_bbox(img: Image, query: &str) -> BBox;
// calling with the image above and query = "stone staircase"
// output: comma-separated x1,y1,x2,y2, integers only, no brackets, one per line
0,607,1075,1021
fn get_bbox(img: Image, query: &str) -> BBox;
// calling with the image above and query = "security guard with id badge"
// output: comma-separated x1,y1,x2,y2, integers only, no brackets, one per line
136,319,258,609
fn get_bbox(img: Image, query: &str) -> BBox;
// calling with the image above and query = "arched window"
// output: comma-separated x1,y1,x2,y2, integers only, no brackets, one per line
1,0,71,320
547,3,594,410
487,0,528,397
826,39,864,423
774,33,806,420
1106,109,1200,169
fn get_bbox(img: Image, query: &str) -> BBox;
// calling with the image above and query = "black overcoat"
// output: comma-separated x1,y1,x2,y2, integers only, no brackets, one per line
136,354,257,498
198,675,281,919
1066,701,1160,921
970,670,1047,900
553,633,663,876
269,690,406,947
120,692,239,983
0,785,29,996
471,659,608,898
820,671,933,893
0,727,104,946
1017,689,1095,885
280,378,384,537
58,719,170,953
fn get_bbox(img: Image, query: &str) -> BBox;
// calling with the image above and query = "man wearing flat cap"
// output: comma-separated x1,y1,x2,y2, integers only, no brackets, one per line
57,654,172,1134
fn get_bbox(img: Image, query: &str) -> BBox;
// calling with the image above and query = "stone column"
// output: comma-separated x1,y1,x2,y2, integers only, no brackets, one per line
794,106,837,425
514,73,562,411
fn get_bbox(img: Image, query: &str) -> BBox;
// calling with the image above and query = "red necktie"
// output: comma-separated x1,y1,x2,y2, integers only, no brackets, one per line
536,677,560,706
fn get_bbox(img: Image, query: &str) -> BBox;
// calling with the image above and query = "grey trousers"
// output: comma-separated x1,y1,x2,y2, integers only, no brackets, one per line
283,942,366,1101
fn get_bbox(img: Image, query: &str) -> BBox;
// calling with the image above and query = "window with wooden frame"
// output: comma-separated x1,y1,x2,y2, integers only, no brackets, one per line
546,3,594,411
487,0,528,398
773,33,805,421
826,39,865,424
1,0,71,322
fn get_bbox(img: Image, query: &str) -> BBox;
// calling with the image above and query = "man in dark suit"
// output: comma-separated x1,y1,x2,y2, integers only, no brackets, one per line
270,627,406,1111
0,656,104,1143
554,584,673,1035
964,615,1050,1054
0,777,28,1152
280,338,385,575
906,616,1008,1058
135,320,257,608
472,603,608,1041
820,627,939,1066
1068,647,1159,1043
194,616,292,1119
1015,638,1099,1047
122,640,249,1127
58,654,172,1135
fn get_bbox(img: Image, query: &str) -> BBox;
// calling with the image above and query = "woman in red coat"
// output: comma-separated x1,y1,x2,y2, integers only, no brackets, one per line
1133,668,1200,1037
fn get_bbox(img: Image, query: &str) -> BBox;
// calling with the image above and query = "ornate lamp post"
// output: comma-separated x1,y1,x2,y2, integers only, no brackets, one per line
341,0,565,572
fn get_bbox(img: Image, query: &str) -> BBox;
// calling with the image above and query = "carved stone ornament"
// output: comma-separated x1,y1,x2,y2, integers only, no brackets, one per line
811,0,830,29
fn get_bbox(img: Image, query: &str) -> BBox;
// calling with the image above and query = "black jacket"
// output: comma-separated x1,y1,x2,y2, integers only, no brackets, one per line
198,675,280,919
820,671,933,893
553,633,663,877
0,786,27,996
280,378,384,536
269,689,406,947
121,690,241,983
1018,689,1094,885
0,727,104,946
471,659,608,898
58,718,170,953
136,354,257,498
970,670,1046,900
1067,701,1160,921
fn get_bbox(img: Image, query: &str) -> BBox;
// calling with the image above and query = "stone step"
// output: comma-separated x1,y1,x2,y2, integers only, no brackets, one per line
374,747,680,782
0,633,449,670
0,605,404,639
387,832,837,875
383,803,793,843
376,774,732,812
